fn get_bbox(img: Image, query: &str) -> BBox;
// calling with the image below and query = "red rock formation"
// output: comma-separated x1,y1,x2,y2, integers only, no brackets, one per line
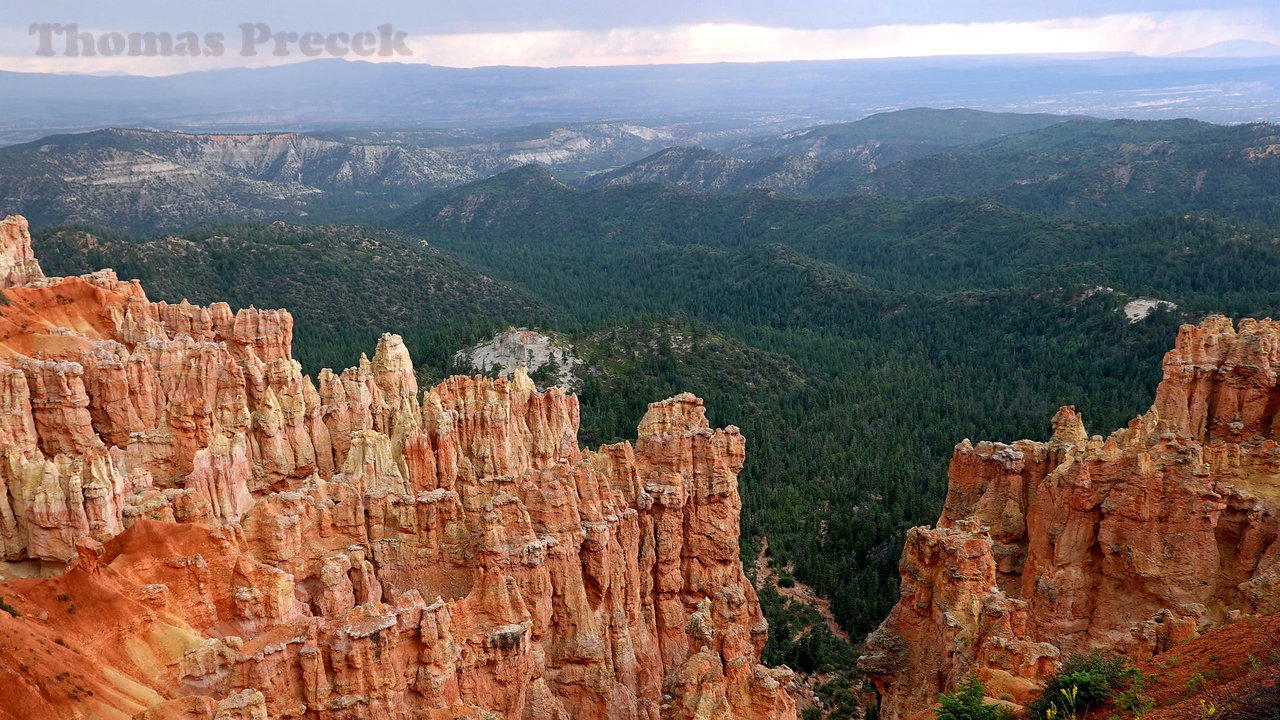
862,317,1280,720
0,215,795,720
0,215,43,288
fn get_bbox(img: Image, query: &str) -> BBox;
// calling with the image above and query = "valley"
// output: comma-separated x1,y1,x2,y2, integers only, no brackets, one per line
1,70,1279,719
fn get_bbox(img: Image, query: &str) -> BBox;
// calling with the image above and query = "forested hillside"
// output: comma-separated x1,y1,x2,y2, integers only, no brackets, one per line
37,166,1280,648
396,168,1280,642
33,222,550,374
860,118,1280,222
589,117,1280,224
724,107,1093,161
582,108,1097,195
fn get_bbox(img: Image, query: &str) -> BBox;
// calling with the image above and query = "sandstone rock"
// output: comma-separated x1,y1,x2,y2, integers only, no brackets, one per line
0,216,795,720
863,316,1280,719
0,215,44,288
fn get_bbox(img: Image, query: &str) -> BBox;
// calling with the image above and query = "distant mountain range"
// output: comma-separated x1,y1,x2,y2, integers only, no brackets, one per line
586,113,1280,222
4,108,1278,231
582,108,1096,194
3,53,1279,146
723,108,1093,162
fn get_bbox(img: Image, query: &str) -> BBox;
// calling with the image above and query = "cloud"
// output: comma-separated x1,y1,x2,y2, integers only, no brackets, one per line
2,0,1270,35
0,9,1276,75
399,10,1279,67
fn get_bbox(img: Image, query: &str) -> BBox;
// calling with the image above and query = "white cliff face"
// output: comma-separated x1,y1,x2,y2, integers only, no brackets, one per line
0,123,685,232
454,327,581,391
580,146,832,194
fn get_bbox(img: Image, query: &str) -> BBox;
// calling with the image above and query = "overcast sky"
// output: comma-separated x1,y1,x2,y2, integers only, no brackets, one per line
3,1,1279,75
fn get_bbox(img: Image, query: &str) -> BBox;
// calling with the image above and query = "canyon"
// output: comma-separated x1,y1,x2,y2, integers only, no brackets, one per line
862,315,1280,719
0,214,796,720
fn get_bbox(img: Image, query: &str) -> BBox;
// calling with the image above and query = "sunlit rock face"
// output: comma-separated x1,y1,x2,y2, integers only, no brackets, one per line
0,215,796,720
863,315,1280,720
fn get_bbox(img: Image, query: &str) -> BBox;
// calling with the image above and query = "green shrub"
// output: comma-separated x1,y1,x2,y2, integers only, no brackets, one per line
937,673,1012,720
1029,653,1128,719
1114,667,1156,718
0,597,18,617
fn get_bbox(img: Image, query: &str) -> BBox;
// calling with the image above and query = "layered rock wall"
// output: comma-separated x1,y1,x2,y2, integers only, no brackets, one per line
862,317,1280,719
0,215,795,720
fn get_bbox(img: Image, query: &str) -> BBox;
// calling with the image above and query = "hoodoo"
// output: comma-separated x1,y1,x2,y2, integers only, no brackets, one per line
862,316,1280,719
0,215,796,720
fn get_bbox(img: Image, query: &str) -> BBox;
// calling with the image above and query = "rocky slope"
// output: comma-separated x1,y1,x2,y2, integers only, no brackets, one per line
454,327,581,391
861,316,1280,719
579,148,850,196
0,129,483,230
578,110,1097,196
723,108,1088,163
0,214,796,720
578,118,1280,222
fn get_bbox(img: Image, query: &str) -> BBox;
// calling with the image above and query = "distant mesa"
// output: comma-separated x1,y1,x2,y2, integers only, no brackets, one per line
1168,39,1280,58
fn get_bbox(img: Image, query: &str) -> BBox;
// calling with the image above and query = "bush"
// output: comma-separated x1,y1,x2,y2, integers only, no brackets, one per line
0,597,18,617
1028,653,1128,719
1113,667,1156,717
937,673,1012,720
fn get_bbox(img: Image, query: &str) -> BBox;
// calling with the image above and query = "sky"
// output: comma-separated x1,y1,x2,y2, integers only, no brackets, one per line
2,1,1279,75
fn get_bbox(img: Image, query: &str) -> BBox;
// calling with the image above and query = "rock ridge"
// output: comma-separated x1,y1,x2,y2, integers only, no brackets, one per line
862,315,1280,719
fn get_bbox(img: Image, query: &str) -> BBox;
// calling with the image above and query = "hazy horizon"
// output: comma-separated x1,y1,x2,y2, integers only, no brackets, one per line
3,1,1279,76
